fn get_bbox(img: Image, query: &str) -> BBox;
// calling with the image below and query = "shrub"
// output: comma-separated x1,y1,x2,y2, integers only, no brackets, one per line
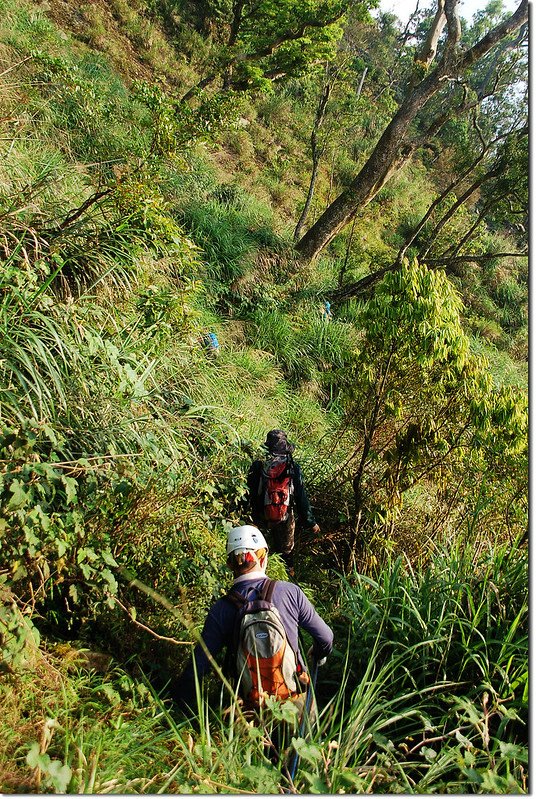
0,420,122,616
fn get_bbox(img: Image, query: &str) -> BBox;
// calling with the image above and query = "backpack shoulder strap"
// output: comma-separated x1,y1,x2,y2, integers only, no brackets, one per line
258,459,269,494
226,581,271,662
226,589,247,610
227,579,275,611
260,577,276,603
261,457,273,478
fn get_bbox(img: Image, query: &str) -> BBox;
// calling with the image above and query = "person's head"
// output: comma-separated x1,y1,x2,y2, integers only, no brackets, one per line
263,429,295,455
226,525,268,576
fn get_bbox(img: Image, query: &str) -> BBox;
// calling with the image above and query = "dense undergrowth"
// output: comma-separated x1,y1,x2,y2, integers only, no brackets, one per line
2,542,527,793
0,0,528,793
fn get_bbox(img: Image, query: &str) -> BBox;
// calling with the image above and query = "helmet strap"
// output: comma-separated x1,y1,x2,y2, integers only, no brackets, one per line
227,548,268,576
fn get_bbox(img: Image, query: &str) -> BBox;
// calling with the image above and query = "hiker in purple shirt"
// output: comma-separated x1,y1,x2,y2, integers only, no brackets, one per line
172,525,333,714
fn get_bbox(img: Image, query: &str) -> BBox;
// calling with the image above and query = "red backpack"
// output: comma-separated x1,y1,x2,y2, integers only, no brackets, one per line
262,455,294,523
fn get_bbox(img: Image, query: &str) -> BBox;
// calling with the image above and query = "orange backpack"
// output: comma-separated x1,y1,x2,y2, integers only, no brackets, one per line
226,578,299,707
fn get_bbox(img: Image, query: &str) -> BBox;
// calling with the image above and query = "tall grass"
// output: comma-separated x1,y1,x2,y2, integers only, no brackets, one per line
315,538,528,792
29,546,528,794
0,641,180,794
5,537,524,793
245,306,358,389
178,197,284,298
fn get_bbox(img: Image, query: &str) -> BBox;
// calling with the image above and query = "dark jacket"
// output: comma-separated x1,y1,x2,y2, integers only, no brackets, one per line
173,575,333,712
247,457,317,528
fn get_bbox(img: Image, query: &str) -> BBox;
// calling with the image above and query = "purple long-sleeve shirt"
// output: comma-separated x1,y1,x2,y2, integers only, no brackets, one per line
173,574,333,710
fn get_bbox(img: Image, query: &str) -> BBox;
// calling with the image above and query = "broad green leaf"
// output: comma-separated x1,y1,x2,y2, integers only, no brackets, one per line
291,737,322,765
241,764,280,794
45,759,72,793
101,550,118,567
61,476,78,505
7,479,31,510
302,773,329,793
102,568,118,595
499,741,528,763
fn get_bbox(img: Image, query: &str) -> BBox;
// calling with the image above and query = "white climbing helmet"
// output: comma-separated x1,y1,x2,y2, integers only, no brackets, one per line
226,525,268,556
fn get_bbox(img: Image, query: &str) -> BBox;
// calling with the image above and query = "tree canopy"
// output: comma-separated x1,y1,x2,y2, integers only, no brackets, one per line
294,0,528,261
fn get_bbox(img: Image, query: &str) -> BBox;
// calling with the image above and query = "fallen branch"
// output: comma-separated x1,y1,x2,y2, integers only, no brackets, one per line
109,592,193,646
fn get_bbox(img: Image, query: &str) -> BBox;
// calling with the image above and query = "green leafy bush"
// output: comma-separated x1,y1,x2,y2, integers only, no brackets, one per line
0,420,121,611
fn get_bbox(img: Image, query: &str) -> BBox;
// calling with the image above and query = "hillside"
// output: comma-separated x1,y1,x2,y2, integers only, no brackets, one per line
0,0,528,793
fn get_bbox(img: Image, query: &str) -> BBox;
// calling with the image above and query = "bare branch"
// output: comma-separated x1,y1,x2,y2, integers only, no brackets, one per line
460,0,528,71
415,0,447,68
442,0,462,65
39,189,112,237
426,250,527,266
418,167,501,260
110,593,193,646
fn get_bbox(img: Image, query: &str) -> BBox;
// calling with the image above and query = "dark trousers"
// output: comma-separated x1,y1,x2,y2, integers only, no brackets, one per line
265,512,296,568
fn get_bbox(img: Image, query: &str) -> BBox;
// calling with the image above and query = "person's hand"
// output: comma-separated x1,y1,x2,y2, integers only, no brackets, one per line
311,523,320,534
307,646,327,667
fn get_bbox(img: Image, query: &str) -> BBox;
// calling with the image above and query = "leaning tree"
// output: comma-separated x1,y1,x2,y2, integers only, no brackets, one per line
294,0,528,262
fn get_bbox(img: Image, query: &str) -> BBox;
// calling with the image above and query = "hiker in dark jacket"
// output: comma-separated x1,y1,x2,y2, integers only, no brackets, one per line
247,430,320,576
172,525,333,715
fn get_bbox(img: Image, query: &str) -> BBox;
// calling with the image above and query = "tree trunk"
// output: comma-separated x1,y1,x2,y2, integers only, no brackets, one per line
222,0,246,90
293,77,331,242
417,167,501,261
347,349,394,567
338,215,358,286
